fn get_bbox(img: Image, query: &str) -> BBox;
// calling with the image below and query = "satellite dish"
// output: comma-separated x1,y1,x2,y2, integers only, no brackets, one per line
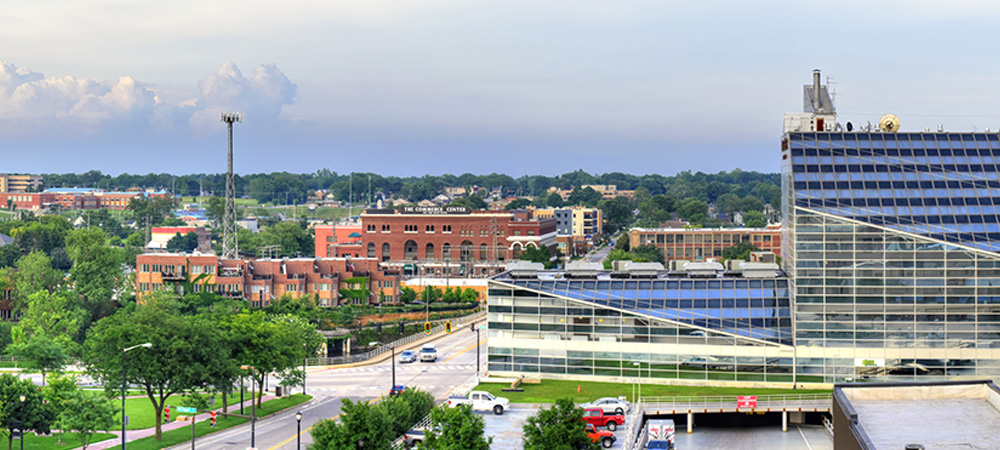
879,114,900,133
847,122,853,132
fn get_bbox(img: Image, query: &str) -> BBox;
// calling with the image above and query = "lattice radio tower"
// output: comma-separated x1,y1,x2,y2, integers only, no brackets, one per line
220,112,242,259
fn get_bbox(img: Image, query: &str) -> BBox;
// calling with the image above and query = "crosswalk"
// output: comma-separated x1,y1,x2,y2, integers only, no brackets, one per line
333,363,477,374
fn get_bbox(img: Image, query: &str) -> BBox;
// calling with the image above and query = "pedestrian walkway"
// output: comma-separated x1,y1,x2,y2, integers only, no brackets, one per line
87,395,276,450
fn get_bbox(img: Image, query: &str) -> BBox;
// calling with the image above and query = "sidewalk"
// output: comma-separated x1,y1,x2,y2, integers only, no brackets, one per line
87,395,276,450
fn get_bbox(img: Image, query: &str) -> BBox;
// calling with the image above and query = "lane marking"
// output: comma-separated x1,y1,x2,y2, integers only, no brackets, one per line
796,425,813,450
441,340,484,364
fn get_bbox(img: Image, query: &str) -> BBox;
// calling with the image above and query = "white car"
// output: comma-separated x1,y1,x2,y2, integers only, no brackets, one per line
580,397,631,415
399,350,416,363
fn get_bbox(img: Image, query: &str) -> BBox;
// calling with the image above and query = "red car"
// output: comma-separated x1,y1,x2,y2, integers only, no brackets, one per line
582,408,624,431
585,424,616,448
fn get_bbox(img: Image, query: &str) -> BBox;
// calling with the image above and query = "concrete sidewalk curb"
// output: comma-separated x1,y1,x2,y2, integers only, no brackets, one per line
161,395,318,450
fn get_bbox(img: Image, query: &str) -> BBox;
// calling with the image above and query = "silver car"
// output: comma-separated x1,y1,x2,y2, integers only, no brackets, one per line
579,397,630,415
399,350,416,363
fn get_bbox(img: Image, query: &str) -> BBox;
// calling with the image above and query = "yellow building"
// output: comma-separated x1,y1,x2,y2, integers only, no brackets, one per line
0,174,43,193
571,207,603,238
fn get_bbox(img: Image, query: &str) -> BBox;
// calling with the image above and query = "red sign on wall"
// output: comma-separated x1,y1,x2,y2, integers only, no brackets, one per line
737,395,758,408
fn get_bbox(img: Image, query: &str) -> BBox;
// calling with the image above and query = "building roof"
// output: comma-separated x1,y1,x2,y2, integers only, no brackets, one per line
836,381,1000,450
0,233,12,246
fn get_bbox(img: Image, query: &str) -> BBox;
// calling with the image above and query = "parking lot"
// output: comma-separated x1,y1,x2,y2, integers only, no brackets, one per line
480,405,832,450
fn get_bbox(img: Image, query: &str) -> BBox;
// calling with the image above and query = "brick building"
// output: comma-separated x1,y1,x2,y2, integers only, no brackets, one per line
314,223,364,258
629,224,782,261
355,207,556,277
136,253,400,308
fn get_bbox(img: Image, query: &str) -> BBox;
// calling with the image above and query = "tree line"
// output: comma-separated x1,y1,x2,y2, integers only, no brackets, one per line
40,169,780,209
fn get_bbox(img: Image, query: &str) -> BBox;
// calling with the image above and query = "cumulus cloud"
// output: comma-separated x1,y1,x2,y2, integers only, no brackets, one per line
0,61,296,136
188,61,297,132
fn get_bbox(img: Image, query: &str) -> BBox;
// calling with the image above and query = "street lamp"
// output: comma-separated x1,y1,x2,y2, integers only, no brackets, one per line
470,325,481,380
18,394,24,450
632,362,642,404
122,343,152,450
241,365,257,447
295,411,303,450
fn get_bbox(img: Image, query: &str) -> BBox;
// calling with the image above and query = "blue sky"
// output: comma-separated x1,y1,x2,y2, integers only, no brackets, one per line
4,1,1000,176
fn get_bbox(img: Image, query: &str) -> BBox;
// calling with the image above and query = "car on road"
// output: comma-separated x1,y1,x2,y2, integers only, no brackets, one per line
420,344,437,362
389,384,405,397
586,424,616,448
399,350,416,363
447,390,510,415
580,397,631,415
582,408,624,431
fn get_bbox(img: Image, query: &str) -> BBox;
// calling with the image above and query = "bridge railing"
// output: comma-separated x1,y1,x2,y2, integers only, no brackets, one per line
640,393,832,410
306,310,486,366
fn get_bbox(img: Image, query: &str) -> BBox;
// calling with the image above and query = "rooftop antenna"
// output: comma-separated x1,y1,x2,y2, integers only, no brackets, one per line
220,112,242,259
826,75,838,110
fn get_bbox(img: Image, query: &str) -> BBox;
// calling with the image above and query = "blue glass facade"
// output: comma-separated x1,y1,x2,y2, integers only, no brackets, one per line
787,132,1000,251
505,278,791,344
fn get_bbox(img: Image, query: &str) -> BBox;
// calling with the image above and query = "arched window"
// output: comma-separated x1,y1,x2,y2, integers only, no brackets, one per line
512,242,523,259
381,243,391,262
404,240,418,260
460,240,474,261
367,243,375,258
496,245,506,261
425,243,435,259
479,243,488,260
442,243,451,260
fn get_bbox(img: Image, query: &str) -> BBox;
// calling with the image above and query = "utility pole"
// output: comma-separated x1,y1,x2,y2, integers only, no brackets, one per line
220,112,242,259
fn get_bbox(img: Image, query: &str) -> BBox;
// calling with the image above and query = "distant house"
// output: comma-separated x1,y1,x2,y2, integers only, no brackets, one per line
0,233,12,247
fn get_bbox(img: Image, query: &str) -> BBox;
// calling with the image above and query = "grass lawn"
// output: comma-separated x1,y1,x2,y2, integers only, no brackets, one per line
126,394,311,450
12,432,116,449
475,379,831,404
117,392,255,430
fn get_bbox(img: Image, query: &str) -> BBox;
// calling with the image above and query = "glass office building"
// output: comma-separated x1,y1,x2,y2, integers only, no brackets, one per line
486,270,798,382
782,132,1000,382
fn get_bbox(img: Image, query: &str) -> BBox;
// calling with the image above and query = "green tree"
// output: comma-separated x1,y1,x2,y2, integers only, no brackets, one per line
421,404,491,450
543,192,564,208
721,242,760,261
66,228,124,320
676,197,709,221
614,234,630,252
127,196,179,227
567,187,602,207
83,303,229,440
631,244,665,265
598,196,633,235
60,390,117,450
309,398,393,450
12,250,63,314
519,245,554,269
400,286,417,303
205,196,226,226
460,288,479,303
740,194,765,213
504,198,532,210
13,290,87,353
42,373,78,444
223,312,323,408
7,334,67,386
522,398,597,450
742,210,767,228
421,286,442,304
0,373,55,449
166,232,199,253
258,221,313,257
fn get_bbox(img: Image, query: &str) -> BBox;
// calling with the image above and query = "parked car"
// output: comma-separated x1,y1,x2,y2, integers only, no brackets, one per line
582,408,624,431
389,384,405,397
585,424,616,448
580,397,631,415
399,350,416,363
447,391,509,415
420,344,437,362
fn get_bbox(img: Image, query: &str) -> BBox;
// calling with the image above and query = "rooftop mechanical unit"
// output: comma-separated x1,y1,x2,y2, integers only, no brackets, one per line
750,252,776,263
565,260,603,278
507,261,545,278
741,262,780,278
624,262,663,278
668,260,690,272
684,260,723,278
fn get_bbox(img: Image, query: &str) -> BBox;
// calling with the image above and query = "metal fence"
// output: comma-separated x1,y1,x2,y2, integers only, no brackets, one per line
621,399,646,450
640,393,832,410
306,310,486,367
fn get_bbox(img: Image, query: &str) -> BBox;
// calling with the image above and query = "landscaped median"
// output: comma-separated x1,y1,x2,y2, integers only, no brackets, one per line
474,379,831,403
31,394,311,450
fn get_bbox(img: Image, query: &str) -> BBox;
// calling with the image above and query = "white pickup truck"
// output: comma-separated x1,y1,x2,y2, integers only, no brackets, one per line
446,391,510,415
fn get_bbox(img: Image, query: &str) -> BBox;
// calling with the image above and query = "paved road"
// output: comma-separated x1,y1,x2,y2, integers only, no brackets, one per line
180,322,487,450
585,244,613,264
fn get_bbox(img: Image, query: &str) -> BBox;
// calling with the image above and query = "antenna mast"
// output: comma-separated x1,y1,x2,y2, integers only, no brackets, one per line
220,112,242,259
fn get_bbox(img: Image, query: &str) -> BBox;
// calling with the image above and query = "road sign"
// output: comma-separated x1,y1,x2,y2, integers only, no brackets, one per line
176,406,197,414
737,395,758,408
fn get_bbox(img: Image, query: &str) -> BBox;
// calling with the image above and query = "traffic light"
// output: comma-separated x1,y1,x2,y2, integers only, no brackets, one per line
399,322,405,334
445,321,452,333
210,411,217,427
424,322,432,334
377,321,382,333
164,406,170,422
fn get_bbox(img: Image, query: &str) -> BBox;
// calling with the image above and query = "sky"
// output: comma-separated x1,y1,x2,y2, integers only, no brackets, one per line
4,1,1000,177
